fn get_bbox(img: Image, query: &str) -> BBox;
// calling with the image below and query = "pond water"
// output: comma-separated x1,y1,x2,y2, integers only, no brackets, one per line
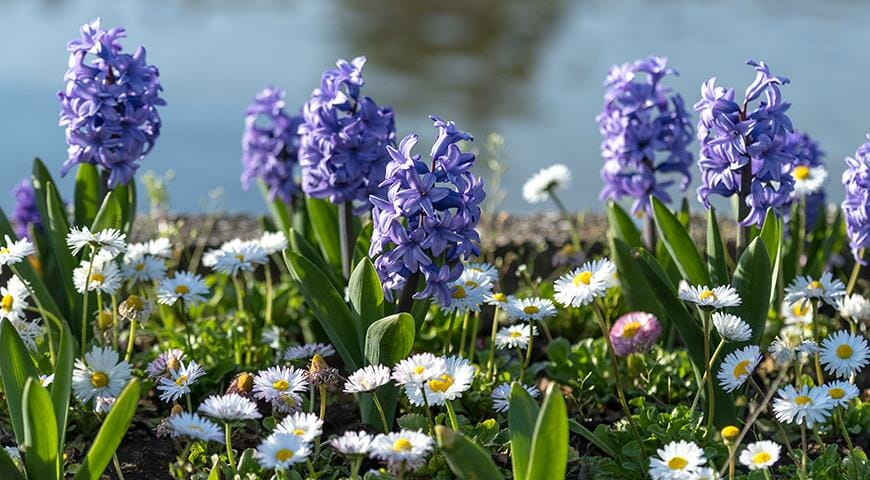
1,0,869,215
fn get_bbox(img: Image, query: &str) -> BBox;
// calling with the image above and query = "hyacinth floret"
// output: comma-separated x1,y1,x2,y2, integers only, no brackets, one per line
369,116,485,306
58,18,165,188
597,56,694,216
9,180,41,240
842,135,870,262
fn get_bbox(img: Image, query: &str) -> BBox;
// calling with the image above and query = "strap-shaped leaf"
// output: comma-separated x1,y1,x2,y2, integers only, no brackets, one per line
758,209,782,305
349,258,385,331
0,447,25,480
305,197,342,270
732,238,771,347
527,383,568,480
287,228,343,291
23,378,60,480
651,196,709,286
0,321,40,445
610,237,666,321
606,201,643,249
436,426,505,480
73,379,140,480
706,208,729,286
259,180,292,234
51,324,75,451
74,163,101,227
353,222,374,267
508,382,539,480
361,314,415,428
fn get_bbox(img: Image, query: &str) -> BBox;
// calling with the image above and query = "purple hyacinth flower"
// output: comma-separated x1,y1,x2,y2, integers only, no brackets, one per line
57,18,164,188
609,311,662,357
9,180,42,240
597,56,694,216
842,135,870,263
369,116,485,304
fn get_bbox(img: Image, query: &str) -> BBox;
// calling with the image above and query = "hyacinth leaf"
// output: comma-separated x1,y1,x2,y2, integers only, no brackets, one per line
436,426,505,480
0,447,25,480
0,321,40,446
758,208,783,305
284,251,363,370
606,201,643,249
568,419,617,458
259,179,291,234
527,383,568,480
651,196,709,286
348,257,385,330
72,379,140,480
51,324,75,451
610,237,666,322
305,197,342,271
287,228,343,291
74,163,101,227
508,382,539,480
23,378,60,480
731,238,771,348
362,313,415,428
706,208,729,286
352,221,373,267
805,209,844,279
678,197,691,229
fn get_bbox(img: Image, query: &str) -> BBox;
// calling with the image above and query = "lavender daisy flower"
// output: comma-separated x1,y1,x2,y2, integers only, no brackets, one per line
368,116,485,306
695,59,796,226
241,87,303,203
842,134,870,262
609,311,661,356
299,56,396,208
57,18,165,188
598,56,694,216
9,180,41,240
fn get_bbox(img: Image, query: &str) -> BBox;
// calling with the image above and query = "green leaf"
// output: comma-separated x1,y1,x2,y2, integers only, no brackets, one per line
287,228,343,291
236,448,259,475
90,188,123,232
508,382,540,480
305,197,342,270
352,221,374,266
283,251,363,370
436,426,505,480
361,313,415,428
610,237,666,321
651,196,709,286
758,209,782,305
732,238,771,347
606,201,643,249
0,321,40,445
51,324,75,452
74,164,101,227
568,419,617,458
73,379,140,480
0,447,25,480
348,258,385,330
23,378,60,480
527,383,568,480
706,208,729,286
259,180,292,234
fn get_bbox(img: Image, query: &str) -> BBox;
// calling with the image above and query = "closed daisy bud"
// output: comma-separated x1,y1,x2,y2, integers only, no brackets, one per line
171,404,184,416
118,294,153,323
96,310,114,331
720,425,740,443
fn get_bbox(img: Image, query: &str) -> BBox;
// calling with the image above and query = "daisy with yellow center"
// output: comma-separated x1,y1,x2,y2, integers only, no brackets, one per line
784,272,846,308
157,271,210,307
678,284,741,310
370,429,433,474
819,330,869,378
822,380,859,407
717,345,761,393
72,346,132,404
772,384,832,428
275,412,323,442
157,360,206,403
648,440,706,480
739,440,781,471
504,297,556,322
256,432,310,471
252,365,308,412
554,258,617,308
791,164,827,195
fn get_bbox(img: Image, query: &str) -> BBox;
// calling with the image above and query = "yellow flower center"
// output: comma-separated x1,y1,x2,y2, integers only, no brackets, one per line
794,395,812,406
167,357,182,371
0,247,9,255
523,305,539,315
273,380,290,391
175,375,188,386
1,294,14,312
792,303,809,316
836,344,853,359
392,438,413,452
721,425,740,441
428,374,455,393
451,286,466,299
236,373,254,392
135,262,145,271
509,331,523,338
89,272,105,284
573,271,593,286
126,295,145,311
91,371,109,388
752,452,772,464
292,429,305,436
732,360,751,378
828,388,845,400
413,366,426,375
621,321,642,339
275,449,294,462
793,165,811,180
235,254,246,262
493,293,507,302
808,280,822,290
188,424,204,433
667,456,688,470
465,280,479,288
175,285,190,295
699,290,717,301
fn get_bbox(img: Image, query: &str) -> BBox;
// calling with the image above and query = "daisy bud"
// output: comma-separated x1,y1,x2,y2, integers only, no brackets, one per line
166,356,182,372
96,310,114,330
171,404,184,416
235,373,254,393
721,425,740,443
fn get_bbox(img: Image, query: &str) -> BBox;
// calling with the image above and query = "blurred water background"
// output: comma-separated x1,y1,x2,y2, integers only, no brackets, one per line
1,0,869,215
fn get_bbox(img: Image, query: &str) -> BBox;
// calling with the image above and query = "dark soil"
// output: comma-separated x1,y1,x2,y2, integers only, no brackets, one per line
107,426,176,480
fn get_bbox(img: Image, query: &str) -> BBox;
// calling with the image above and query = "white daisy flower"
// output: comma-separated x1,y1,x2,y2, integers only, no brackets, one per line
522,163,572,204
648,440,706,480
716,345,761,393
370,430,433,473
8,318,44,351
72,347,132,403
168,412,224,443
404,355,475,406
157,271,210,307
712,312,752,342
0,235,34,270
463,262,498,284
772,385,832,428
838,294,870,323
791,165,827,195
392,353,447,388
1,275,31,321
157,360,206,403
822,380,859,408
72,256,121,295
253,366,309,412
780,299,813,327
739,440,780,470
504,297,557,322
204,239,267,276
495,323,537,350
275,412,323,442
678,284,741,310
256,432,311,471
768,326,816,365
39,373,55,387
331,430,374,456
66,226,127,257
784,272,846,308
198,393,261,421
819,330,869,378
125,238,172,262
485,292,514,308
491,382,540,412
94,396,116,414
693,467,719,480
122,255,167,283
258,231,288,255
345,364,391,393
147,349,186,378
283,342,336,362
260,325,282,351
554,259,618,308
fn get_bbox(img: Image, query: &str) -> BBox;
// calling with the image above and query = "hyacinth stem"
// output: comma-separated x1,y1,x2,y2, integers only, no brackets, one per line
224,422,237,475
338,201,354,280
689,339,725,415
371,392,390,433
397,271,420,313
124,320,138,363
701,310,716,436
643,213,657,251
846,249,864,295
548,190,581,252
485,306,502,383
81,244,96,358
